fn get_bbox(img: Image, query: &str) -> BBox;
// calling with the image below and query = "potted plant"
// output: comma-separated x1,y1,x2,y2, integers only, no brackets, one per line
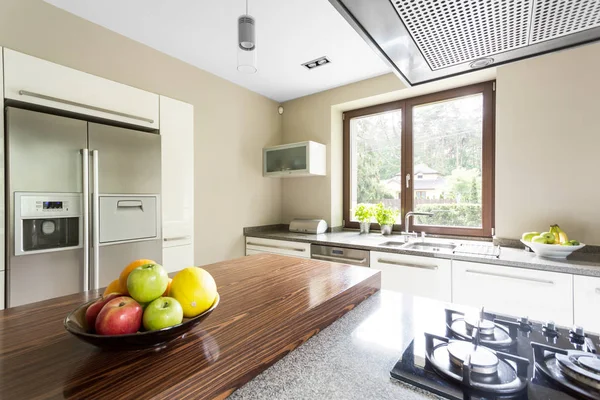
374,203,399,235
354,204,373,234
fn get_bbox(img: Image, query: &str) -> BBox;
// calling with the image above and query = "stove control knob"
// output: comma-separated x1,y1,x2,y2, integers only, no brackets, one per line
543,321,558,336
518,316,532,331
571,325,585,338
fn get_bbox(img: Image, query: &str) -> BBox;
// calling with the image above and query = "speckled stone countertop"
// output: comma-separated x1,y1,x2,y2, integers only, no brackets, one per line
245,228,600,278
228,290,440,400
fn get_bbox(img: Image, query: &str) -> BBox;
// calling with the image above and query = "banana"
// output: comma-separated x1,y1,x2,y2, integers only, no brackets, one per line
549,225,560,244
550,224,569,244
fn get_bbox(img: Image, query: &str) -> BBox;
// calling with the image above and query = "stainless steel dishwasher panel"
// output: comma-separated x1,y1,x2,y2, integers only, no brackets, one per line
310,245,369,267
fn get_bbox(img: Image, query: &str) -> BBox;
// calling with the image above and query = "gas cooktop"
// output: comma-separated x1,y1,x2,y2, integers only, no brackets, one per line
391,308,600,399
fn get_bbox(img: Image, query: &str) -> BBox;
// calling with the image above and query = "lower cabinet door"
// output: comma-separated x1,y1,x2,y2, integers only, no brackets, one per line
245,237,310,259
370,252,452,302
162,244,194,274
574,275,600,334
452,261,573,326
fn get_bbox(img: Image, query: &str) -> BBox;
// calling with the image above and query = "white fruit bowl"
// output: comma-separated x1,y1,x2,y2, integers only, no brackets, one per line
520,240,585,259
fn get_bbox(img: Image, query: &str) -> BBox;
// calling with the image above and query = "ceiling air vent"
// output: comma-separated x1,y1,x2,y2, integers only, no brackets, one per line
302,56,331,70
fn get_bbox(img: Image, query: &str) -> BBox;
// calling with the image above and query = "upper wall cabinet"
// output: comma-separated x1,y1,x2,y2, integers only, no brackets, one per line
3,49,159,129
263,141,326,177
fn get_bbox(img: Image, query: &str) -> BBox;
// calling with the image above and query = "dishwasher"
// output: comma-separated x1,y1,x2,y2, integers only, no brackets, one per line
310,244,370,267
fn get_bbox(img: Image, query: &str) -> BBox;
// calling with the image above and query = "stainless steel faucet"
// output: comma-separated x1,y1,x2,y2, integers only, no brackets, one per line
402,211,434,242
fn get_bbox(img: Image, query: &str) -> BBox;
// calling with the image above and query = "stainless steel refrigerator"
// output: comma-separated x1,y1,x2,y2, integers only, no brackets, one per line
6,107,162,307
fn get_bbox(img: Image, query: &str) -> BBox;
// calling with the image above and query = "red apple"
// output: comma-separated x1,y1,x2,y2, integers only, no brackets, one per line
85,293,121,331
95,296,143,335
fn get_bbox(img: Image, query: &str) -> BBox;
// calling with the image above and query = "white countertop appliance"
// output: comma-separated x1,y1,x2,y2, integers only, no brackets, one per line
289,219,328,234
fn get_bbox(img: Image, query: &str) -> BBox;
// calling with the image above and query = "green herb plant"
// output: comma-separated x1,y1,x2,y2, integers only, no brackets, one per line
354,204,373,224
374,203,399,226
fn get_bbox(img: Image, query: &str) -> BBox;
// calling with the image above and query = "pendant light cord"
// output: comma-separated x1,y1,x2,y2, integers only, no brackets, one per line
246,0,248,15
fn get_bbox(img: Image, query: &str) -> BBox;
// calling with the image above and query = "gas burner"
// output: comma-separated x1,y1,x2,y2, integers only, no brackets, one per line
445,308,518,348
532,342,600,399
425,332,529,395
447,341,499,375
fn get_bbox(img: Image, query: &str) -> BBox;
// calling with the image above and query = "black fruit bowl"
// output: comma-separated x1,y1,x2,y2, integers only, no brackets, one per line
64,293,219,350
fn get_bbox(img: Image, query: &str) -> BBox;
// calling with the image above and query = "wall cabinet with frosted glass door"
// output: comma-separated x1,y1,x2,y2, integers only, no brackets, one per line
263,141,326,177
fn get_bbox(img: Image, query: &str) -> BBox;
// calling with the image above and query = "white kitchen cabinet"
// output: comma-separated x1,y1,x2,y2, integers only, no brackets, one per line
574,275,600,334
245,237,311,259
162,244,194,274
160,96,194,271
3,48,159,129
263,141,326,177
452,261,573,326
370,252,452,302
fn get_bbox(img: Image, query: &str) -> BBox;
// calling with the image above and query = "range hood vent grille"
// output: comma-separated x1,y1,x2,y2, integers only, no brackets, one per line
530,0,600,44
330,0,600,86
392,0,532,70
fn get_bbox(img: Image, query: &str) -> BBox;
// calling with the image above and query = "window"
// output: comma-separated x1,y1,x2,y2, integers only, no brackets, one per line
343,82,495,237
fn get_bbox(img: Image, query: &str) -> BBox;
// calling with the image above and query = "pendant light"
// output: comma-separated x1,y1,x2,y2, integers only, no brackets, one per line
237,0,257,74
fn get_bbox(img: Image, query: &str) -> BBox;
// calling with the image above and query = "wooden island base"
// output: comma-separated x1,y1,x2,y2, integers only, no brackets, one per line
0,254,380,399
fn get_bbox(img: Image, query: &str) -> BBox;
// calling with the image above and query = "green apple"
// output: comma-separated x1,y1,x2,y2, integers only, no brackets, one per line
531,235,548,244
569,240,580,246
561,242,573,246
521,232,540,242
127,263,169,303
540,232,556,244
143,297,184,331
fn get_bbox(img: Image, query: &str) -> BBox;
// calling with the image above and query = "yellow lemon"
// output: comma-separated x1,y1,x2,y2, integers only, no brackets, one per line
170,267,217,317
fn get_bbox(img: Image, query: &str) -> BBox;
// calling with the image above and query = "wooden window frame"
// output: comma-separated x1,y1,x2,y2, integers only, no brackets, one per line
343,81,495,237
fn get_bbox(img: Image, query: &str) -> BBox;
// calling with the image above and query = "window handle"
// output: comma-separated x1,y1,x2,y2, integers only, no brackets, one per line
406,174,411,189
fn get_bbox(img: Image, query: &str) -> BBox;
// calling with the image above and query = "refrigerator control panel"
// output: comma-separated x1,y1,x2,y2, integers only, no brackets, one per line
18,193,82,218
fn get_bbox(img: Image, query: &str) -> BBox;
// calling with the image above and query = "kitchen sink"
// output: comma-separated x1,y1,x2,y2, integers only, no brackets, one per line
403,242,456,253
379,241,406,247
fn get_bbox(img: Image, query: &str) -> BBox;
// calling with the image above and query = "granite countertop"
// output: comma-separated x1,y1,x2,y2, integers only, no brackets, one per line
245,228,600,278
229,290,439,400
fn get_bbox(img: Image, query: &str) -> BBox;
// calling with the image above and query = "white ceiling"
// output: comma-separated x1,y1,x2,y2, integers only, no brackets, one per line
44,0,391,102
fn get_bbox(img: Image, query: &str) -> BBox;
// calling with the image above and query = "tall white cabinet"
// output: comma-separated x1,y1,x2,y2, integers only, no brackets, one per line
160,96,195,273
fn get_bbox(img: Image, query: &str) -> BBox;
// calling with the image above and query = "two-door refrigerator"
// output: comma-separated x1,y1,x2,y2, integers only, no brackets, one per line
6,107,162,307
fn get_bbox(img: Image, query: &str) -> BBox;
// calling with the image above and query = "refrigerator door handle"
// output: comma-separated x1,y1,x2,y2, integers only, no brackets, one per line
92,149,100,290
81,149,90,292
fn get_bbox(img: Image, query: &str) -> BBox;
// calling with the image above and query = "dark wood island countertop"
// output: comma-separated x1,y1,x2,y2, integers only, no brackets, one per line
0,254,380,399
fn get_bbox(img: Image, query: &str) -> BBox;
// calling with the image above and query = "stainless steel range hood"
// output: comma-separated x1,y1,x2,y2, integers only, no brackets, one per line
329,0,600,86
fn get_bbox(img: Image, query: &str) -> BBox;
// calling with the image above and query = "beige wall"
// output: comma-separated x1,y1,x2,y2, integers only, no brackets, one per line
0,0,283,264
282,41,600,244
495,42,600,244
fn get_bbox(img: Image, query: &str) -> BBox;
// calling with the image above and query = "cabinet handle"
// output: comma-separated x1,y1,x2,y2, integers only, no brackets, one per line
18,90,155,124
246,242,306,252
164,236,191,242
312,254,367,264
377,259,438,270
465,269,554,285
595,288,600,295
